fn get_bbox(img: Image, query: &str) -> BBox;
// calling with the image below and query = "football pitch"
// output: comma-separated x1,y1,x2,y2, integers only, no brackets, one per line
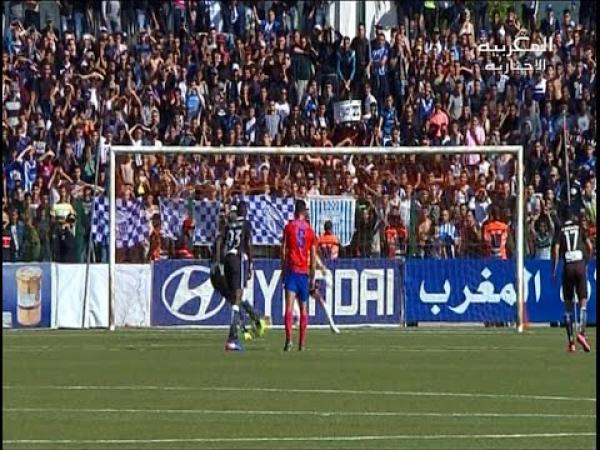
3,328,596,449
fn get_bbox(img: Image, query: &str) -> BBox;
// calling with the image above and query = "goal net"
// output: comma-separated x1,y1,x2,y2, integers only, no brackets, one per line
107,146,524,331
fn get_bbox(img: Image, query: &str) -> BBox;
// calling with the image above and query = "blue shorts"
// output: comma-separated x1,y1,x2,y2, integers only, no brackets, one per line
284,272,310,303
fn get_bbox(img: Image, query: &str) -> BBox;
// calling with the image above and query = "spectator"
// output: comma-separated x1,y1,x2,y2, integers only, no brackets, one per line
429,98,449,141
101,1,121,34
580,179,596,222
458,8,474,37
50,185,76,223
5,209,24,262
291,34,315,105
351,207,375,257
541,4,561,37
460,210,483,257
56,213,77,263
21,213,41,262
416,206,432,258
438,208,459,258
175,217,195,259
318,220,340,260
351,23,371,98
336,36,356,99
482,206,509,260
371,32,389,103
469,188,492,226
379,95,397,144
384,213,407,259
529,210,555,260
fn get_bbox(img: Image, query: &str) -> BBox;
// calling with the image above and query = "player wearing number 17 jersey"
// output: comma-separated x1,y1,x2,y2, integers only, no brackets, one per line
281,200,317,351
552,209,593,353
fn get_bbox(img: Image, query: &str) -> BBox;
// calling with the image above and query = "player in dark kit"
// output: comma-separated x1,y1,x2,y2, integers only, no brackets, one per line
213,201,266,351
552,209,594,353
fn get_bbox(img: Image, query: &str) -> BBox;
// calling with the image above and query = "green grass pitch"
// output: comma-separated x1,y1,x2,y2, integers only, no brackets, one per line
2,327,596,449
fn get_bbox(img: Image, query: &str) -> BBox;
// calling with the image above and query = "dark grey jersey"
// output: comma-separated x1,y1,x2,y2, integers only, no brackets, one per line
557,221,587,264
223,218,252,255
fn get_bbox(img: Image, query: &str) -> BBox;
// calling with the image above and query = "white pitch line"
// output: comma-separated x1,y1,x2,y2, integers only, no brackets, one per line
3,432,596,445
3,407,595,419
3,385,595,402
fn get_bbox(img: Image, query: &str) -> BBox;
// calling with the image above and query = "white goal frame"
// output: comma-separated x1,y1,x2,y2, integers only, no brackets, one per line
109,145,525,332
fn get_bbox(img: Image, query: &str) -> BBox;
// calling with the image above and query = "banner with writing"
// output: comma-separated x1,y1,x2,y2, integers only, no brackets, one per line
151,258,402,327
405,259,596,323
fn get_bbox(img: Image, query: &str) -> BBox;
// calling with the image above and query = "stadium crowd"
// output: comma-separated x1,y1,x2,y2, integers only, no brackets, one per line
2,0,596,263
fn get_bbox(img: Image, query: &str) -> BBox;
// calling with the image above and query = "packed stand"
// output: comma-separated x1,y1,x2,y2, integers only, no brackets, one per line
2,1,596,263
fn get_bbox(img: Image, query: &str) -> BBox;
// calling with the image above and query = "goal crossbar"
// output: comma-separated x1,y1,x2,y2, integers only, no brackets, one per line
108,145,525,333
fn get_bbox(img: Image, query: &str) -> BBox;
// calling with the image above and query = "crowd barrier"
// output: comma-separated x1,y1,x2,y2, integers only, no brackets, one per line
2,259,596,329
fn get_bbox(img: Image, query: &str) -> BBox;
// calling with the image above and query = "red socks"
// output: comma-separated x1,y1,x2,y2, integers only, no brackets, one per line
285,309,308,347
299,311,308,347
285,310,293,341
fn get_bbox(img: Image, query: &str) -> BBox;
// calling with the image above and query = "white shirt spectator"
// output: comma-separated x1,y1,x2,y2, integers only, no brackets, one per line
495,154,513,182
495,74,509,94
209,0,223,31
276,101,290,121
478,158,491,177
469,195,492,225
307,185,320,195
363,93,377,114
99,137,111,165
245,117,256,144
399,197,411,231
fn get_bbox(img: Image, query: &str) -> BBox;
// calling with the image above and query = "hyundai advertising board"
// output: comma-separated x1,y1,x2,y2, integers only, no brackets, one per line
151,259,403,326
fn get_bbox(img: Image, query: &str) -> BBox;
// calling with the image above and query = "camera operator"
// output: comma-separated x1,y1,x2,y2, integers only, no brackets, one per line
57,213,78,263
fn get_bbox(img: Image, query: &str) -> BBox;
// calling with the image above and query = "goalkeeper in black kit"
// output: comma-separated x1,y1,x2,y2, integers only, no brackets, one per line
211,201,267,351
552,209,594,353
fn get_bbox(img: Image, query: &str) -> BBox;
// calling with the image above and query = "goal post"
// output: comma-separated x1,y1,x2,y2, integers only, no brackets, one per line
109,145,525,332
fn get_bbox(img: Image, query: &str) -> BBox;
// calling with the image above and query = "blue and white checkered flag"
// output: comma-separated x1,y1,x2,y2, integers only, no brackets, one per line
159,198,187,240
192,195,294,246
115,198,149,248
91,196,149,248
193,199,221,245
91,196,109,245
241,195,295,245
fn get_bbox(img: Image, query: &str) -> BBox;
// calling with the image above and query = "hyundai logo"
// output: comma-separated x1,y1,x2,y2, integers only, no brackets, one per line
161,265,226,321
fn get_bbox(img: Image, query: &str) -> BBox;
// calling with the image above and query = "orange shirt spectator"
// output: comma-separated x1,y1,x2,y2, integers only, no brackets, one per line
384,216,408,258
483,208,509,260
318,221,340,260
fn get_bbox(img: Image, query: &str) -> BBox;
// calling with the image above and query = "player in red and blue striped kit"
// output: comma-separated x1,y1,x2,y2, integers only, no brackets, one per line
281,200,317,351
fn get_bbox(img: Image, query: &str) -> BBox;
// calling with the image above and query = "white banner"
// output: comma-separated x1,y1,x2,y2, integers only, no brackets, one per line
308,196,356,246
53,264,109,328
114,264,152,327
52,264,152,328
